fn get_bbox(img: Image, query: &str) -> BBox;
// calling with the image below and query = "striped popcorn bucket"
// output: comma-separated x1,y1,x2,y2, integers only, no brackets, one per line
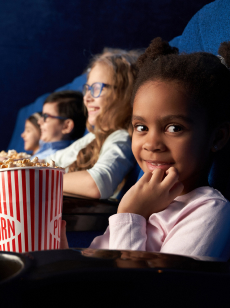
0,167,65,252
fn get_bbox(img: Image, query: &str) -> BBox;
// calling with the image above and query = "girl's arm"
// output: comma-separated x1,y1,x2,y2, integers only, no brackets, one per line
63,130,134,199
88,131,135,199
81,130,135,199
63,170,100,198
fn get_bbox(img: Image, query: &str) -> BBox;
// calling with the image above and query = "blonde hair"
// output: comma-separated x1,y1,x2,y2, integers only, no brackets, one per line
68,51,139,172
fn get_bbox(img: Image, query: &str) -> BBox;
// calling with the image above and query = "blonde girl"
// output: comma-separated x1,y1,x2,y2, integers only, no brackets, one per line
46,51,139,199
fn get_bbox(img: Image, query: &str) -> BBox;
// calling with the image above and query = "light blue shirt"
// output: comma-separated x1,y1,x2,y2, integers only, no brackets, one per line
46,130,135,199
31,140,72,160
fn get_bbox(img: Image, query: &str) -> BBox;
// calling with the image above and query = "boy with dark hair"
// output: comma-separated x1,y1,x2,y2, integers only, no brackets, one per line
34,90,86,159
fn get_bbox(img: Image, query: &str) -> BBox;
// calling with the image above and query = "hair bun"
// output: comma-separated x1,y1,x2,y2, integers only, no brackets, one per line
137,37,179,69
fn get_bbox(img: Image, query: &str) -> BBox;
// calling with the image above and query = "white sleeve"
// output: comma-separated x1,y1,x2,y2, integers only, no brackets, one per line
44,133,95,168
160,199,230,259
87,130,136,199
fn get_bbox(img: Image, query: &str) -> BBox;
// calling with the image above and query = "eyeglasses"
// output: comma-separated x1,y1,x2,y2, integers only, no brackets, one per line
41,113,68,122
82,82,111,98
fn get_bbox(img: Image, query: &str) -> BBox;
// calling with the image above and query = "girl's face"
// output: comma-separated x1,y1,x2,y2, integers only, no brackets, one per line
132,81,214,194
84,63,113,126
38,102,65,142
21,120,40,153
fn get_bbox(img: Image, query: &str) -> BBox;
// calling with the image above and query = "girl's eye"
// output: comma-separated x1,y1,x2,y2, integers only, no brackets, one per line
135,125,148,132
166,125,182,133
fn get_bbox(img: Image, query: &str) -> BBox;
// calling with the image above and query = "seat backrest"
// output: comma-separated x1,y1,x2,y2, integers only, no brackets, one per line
208,141,230,200
116,163,141,201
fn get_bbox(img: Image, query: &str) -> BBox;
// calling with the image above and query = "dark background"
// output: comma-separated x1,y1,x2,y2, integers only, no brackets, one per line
0,0,213,149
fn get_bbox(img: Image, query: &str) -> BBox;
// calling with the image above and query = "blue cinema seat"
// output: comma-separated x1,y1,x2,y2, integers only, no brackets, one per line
169,0,230,55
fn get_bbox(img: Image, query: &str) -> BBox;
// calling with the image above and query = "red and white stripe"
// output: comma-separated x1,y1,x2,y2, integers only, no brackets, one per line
0,168,64,252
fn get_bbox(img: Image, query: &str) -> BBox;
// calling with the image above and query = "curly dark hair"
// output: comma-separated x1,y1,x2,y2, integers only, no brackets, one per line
132,37,230,130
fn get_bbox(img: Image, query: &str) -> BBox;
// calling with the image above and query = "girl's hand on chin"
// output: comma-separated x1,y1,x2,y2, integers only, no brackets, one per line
117,167,184,220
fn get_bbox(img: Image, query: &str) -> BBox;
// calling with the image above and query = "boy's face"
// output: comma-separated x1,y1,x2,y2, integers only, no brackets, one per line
38,102,65,142
132,81,214,195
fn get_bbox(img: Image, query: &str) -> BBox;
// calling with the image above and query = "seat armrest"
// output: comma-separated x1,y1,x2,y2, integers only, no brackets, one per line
62,195,119,231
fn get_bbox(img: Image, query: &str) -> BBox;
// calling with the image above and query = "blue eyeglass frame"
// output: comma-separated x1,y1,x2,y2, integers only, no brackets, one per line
41,113,68,122
82,82,111,98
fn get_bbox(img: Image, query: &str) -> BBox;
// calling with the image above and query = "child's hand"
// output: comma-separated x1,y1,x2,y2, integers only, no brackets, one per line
117,167,184,220
60,220,69,249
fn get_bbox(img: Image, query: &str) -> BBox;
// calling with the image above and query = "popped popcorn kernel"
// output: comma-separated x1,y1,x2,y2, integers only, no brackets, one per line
4,158,14,164
31,157,38,163
8,162,15,168
49,160,55,168
0,150,63,170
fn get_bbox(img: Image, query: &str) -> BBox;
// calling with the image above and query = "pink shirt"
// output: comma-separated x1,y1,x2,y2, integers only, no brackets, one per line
90,187,230,260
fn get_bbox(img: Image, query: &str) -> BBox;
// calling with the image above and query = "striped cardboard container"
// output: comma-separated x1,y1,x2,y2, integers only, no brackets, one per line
0,167,64,252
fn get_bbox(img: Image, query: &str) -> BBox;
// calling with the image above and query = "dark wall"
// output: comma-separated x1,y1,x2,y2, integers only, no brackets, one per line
0,0,212,150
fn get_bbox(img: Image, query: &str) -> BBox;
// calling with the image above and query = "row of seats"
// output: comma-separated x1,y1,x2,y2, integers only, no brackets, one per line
7,0,230,248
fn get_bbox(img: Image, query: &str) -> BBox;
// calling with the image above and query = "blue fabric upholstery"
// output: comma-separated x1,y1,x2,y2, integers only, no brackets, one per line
208,141,230,200
116,163,141,201
169,0,230,55
8,73,87,152
137,169,144,181
169,35,181,48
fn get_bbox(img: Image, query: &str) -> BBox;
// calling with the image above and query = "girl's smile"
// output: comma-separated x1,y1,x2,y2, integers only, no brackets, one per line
145,160,174,172
132,81,214,194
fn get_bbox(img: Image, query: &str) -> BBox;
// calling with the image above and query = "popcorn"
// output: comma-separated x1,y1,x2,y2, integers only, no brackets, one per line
0,150,8,157
31,157,38,163
0,149,31,159
0,157,63,169
0,160,65,252
7,149,17,157
49,160,55,168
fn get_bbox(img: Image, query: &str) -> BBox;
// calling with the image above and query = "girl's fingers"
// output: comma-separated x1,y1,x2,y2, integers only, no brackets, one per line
161,167,179,189
137,171,153,184
165,166,179,177
149,168,165,185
